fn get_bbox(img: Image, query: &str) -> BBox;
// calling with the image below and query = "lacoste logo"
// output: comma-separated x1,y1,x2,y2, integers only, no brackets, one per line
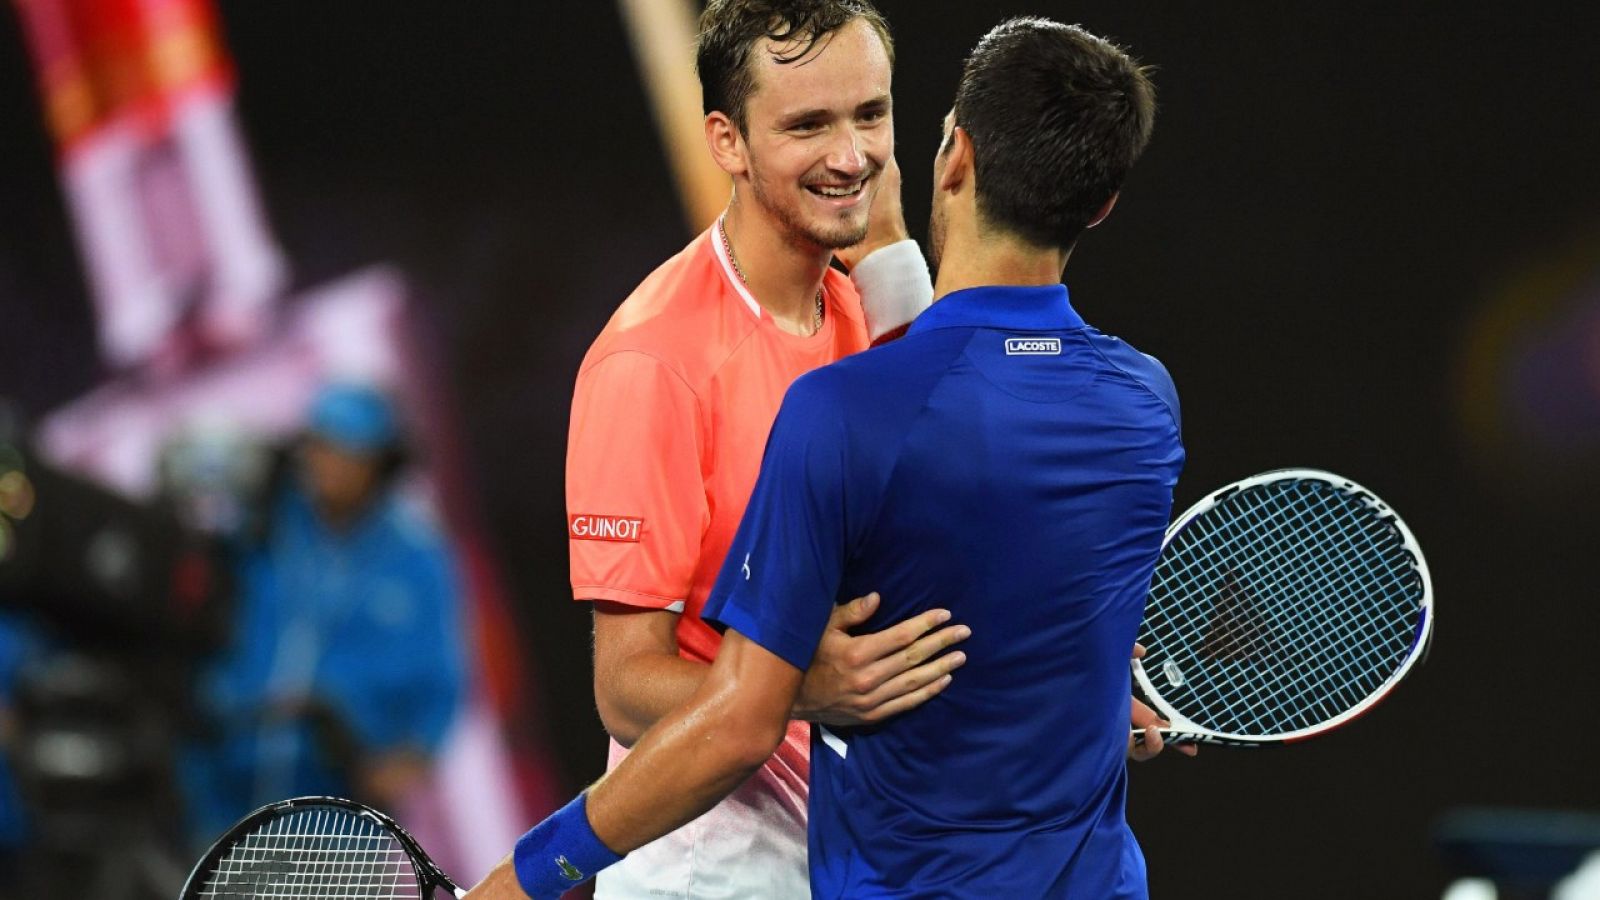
1005,337,1061,356
555,855,584,881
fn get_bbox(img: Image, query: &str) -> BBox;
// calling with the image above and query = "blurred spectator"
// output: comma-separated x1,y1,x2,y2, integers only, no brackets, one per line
0,611,41,864
182,382,467,843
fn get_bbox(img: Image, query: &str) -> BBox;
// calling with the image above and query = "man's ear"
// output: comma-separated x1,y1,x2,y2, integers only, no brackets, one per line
705,111,747,178
1086,192,1120,229
938,125,974,194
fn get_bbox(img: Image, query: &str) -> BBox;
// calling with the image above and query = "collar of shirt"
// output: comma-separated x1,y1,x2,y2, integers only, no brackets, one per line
907,283,1084,336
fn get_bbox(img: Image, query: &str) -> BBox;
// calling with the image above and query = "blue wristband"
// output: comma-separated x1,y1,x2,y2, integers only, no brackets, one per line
513,793,623,899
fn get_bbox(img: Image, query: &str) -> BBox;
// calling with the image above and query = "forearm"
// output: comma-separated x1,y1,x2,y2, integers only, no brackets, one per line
595,650,711,747
587,676,781,852
477,683,785,900
490,632,805,899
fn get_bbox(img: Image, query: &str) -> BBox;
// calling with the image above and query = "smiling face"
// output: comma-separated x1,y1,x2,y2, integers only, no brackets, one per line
736,17,893,250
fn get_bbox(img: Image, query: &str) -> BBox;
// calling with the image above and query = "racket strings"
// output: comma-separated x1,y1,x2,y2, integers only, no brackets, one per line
197,806,424,898
1216,492,1409,690
1235,501,1408,723
1142,479,1423,736
1155,504,1354,731
1173,485,1418,730
1172,487,1414,729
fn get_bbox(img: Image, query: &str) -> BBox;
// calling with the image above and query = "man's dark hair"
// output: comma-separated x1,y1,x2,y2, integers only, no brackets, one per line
697,0,893,134
953,18,1155,250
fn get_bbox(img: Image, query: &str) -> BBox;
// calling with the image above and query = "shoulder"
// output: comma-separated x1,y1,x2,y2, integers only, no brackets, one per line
778,362,849,425
1081,328,1182,431
580,231,758,392
784,328,968,428
820,324,973,395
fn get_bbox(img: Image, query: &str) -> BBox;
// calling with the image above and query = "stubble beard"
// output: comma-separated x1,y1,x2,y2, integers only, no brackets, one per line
747,156,872,252
928,200,946,272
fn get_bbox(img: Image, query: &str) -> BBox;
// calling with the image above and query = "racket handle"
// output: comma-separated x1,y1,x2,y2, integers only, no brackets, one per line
1130,727,1201,747
1131,727,1270,748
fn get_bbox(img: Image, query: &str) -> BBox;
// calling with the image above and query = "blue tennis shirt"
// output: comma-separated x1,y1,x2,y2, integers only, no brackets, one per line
703,284,1184,898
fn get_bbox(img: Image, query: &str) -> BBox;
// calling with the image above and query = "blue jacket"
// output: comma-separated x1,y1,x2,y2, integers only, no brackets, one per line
186,482,467,838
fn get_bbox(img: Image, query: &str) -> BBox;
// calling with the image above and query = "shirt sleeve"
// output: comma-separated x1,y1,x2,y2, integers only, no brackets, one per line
567,351,708,610
701,373,852,672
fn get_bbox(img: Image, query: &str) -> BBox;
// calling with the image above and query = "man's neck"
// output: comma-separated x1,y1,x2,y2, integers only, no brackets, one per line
722,201,833,334
932,226,1070,300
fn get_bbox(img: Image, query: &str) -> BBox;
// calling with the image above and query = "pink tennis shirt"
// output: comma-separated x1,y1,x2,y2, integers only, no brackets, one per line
567,222,870,896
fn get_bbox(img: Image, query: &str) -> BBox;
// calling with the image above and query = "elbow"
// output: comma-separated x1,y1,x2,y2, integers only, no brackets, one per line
719,706,789,774
599,711,644,749
727,733,784,776
593,679,646,748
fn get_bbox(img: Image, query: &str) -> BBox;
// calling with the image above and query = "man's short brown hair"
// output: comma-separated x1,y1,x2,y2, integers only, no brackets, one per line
697,0,893,134
953,18,1156,250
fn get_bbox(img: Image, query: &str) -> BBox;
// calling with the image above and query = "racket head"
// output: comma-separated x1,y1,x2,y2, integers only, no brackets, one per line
181,796,460,899
1133,468,1433,746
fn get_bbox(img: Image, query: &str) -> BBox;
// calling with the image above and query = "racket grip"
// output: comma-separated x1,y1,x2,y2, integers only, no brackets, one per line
1130,727,1201,747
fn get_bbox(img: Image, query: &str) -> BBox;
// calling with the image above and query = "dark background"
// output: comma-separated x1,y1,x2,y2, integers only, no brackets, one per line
4,2,1600,896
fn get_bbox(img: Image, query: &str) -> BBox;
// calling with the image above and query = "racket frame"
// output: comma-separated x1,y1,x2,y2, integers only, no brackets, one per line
1132,468,1434,747
180,795,463,899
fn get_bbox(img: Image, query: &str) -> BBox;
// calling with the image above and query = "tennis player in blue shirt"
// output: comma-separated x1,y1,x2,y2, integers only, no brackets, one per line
470,16,1181,899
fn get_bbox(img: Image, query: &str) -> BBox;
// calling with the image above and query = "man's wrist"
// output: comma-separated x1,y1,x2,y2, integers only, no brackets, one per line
512,793,623,899
850,232,912,266
791,691,825,722
851,239,934,341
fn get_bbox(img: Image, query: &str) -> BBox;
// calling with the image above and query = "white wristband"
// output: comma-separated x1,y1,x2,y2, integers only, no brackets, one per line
850,239,933,341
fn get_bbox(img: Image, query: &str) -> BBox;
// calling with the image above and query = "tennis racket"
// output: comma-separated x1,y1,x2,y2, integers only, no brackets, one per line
181,796,463,899
1132,468,1433,747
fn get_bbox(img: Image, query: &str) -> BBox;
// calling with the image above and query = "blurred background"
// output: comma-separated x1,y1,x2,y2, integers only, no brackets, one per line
1,1,1598,897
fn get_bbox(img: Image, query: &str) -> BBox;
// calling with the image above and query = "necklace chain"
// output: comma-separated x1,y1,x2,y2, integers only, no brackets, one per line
719,219,824,335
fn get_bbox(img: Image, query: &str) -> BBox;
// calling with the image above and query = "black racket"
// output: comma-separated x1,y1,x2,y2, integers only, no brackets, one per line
1132,468,1433,747
181,796,463,899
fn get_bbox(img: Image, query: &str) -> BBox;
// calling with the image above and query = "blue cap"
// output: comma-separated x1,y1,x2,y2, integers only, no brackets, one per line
307,383,398,452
